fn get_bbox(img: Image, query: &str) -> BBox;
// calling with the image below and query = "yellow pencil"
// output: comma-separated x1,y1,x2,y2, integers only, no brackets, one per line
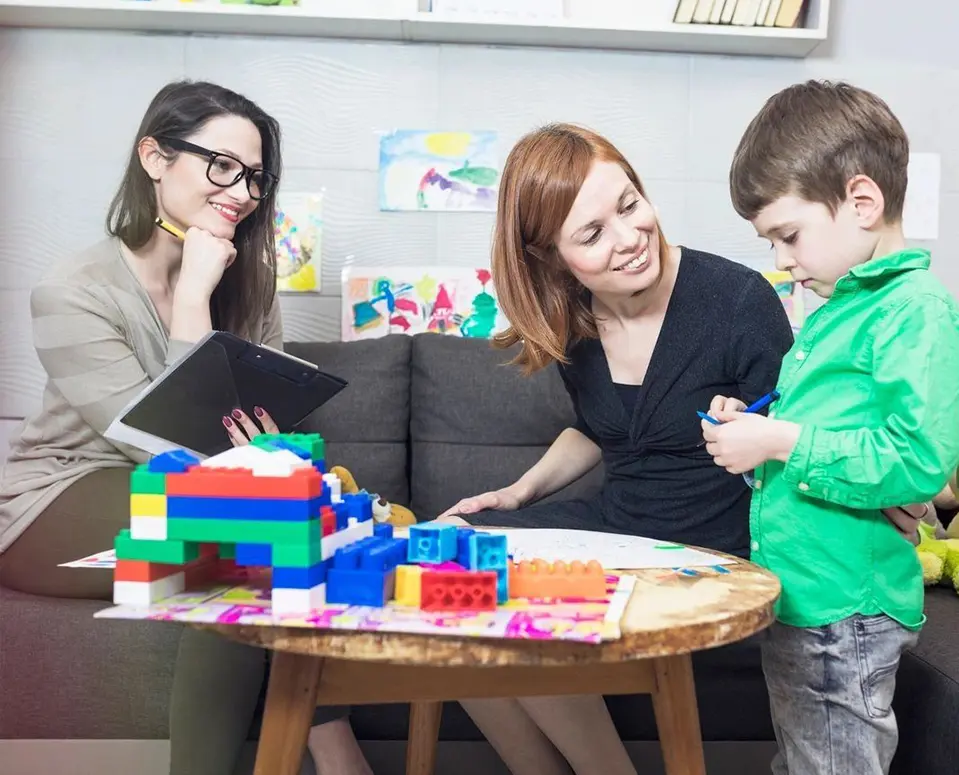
155,216,186,240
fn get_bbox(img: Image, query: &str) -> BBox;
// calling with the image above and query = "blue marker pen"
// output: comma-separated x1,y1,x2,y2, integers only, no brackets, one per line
744,389,781,415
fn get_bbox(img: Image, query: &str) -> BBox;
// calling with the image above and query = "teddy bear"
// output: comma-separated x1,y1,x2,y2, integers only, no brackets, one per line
329,465,417,527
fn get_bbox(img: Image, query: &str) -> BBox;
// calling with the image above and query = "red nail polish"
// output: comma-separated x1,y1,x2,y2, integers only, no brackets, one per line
254,406,264,418
232,409,243,420
222,416,233,428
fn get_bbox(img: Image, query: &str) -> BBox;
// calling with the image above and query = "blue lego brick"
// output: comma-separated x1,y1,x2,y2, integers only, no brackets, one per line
494,566,508,603
148,449,200,473
343,492,374,523
333,502,350,531
332,536,406,573
262,438,312,460
166,495,321,521
326,567,396,606
468,533,508,571
313,460,327,475
456,528,475,567
235,542,272,566
374,523,393,539
407,523,457,564
272,560,329,589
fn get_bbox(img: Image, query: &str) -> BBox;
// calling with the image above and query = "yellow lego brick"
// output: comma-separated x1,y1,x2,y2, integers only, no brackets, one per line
130,493,166,518
395,565,423,607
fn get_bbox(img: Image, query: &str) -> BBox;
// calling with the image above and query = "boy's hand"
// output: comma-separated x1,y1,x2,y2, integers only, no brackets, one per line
702,411,801,474
708,394,748,416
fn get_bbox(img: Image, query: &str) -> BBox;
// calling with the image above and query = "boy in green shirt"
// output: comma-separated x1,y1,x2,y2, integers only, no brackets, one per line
703,80,959,775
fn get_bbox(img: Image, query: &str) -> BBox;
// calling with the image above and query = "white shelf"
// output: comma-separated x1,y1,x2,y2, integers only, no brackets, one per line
0,0,830,58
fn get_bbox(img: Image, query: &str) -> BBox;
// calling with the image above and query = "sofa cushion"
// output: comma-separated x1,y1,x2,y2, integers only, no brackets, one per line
286,336,412,506
409,335,603,519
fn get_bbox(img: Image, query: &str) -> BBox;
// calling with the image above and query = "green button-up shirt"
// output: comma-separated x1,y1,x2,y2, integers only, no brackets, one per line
751,248,959,630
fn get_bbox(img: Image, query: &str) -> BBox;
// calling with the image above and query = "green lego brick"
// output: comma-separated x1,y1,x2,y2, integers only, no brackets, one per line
218,542,236,560
273,540,323,567
115,529,198,564
131,465,166,494
166,517,319,545
252,432,325,463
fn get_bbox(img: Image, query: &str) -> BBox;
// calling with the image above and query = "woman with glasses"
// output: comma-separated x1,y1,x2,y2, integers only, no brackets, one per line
0,80,372,775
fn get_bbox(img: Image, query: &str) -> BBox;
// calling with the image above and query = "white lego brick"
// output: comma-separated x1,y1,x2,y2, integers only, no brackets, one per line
200,445,311,476
113,572,185,607
323,473,342,503
272,582,326,615
321,518,375,561
130,515,167,541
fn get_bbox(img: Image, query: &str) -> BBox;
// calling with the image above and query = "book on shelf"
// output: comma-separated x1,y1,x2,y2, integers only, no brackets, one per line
673,0,807,27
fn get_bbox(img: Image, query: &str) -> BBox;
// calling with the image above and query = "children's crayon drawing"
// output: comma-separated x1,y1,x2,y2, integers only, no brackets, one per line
341,266,508,341
59,549,117,569
274,192,323,292
762,270,805,332
94,572,635,644
378,130,500,212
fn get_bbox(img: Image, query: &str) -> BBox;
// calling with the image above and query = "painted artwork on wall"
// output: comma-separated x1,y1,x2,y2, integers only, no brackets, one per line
341,266,507,341
378,130,500,212
274,192,323,293
762,270,805,332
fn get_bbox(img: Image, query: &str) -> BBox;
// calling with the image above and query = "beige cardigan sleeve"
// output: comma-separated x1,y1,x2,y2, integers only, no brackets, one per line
30,280,171,464
260,292,284,350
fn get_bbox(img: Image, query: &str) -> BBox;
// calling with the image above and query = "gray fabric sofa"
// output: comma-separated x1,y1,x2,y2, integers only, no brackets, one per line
2,333,957,775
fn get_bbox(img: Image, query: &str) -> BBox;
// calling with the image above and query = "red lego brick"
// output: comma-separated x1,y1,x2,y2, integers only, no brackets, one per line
321,506,336,537
420,570,497,612
115,559,183,583
164,466,323,499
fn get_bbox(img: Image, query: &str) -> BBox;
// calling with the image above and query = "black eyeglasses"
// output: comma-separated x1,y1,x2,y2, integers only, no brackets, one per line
155,136,278,201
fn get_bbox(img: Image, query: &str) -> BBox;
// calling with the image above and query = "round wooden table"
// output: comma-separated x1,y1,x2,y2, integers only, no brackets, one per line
201,549,780,775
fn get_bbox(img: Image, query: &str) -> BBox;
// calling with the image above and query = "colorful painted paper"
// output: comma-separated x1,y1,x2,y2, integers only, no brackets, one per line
94,571,636,643
341,266,508,341
274,192,323,292
59,549,117,569
762,270,805,332
378,130,500,212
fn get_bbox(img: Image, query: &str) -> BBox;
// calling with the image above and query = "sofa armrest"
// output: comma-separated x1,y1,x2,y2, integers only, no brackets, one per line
892,586,959,774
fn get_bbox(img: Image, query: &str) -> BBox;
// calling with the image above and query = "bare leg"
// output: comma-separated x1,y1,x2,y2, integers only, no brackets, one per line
460,698,573,775
519,695,637,775
307,718,374,775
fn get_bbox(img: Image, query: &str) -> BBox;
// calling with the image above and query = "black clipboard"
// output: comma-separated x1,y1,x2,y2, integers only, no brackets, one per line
105,331,347,458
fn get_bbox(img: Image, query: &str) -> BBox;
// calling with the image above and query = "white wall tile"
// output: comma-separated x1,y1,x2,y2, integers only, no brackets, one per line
0,289,44,418
0,160,119,291
435,213,495,270
184,37,440,171
0,29,184,164
437,45,691,182
278,293,342,342
683,182,775,272
278,168,438,291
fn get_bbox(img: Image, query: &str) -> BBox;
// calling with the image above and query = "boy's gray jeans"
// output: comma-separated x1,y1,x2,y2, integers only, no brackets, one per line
760,614,919,775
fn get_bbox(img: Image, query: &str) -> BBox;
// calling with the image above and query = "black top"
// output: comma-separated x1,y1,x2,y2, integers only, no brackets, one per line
557,247,794,556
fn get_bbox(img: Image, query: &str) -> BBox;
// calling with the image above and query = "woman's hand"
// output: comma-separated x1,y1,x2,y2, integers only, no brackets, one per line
223,406,279,447
882,502,933,545
176,227,237,304
436,485,528,522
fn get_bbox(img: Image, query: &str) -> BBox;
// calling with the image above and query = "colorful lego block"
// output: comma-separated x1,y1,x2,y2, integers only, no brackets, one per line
165,466,322,500
147,449,199,473
509,559,606,600
420,570,497,612
131,466,166,494
115,530,199,564
407,523,458,564
252,432,325,462
468,533,508,571
166,494,322,521
395,565,423,606
130,493,166,518
235,542,272,566
166,516,320,545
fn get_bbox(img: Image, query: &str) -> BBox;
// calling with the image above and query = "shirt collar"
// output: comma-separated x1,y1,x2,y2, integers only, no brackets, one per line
844,248,931,283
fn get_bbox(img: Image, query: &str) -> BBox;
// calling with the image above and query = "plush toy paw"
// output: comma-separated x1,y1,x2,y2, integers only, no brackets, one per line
329,465,358,495
916,521,959,592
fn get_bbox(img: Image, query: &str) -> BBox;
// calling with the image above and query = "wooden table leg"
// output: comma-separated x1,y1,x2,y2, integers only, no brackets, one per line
253,651,325,775
405,700,443,775
651,654,706,775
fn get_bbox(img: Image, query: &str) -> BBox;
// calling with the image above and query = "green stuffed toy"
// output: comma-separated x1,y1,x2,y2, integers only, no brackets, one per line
916,512,959,591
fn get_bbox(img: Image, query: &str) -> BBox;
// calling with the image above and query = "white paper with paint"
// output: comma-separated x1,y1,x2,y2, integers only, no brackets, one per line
489,529,734,570
903,152,941,240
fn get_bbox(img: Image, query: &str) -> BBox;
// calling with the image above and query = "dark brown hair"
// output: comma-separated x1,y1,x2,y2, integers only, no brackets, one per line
729,79,909,222
106,80,281,336
491,123,668,374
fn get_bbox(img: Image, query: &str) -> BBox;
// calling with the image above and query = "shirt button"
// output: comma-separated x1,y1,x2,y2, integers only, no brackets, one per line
798,482,810,491
750,540,760,552
795,351,806,361
768,411,776,419
754,479,763,489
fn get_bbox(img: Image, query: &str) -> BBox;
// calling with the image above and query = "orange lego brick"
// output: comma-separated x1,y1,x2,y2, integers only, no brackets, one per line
164,466,323,499
508,559,606,600
115,559,185,583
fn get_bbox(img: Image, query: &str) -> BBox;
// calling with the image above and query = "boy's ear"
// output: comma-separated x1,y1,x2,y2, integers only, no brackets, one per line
846,174,886,228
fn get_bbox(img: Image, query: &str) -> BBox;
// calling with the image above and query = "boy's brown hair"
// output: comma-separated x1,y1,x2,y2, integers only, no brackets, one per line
491,123,668,374
729,79,909,223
